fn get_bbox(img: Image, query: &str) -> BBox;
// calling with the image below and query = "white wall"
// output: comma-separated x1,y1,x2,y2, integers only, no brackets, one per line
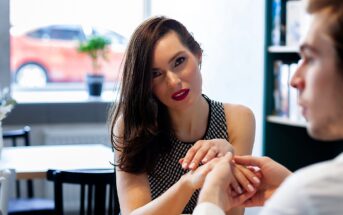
151,0,265,157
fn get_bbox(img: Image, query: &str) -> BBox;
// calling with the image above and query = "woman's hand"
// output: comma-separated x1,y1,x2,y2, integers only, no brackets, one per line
180,139,234,171
230,163,261,195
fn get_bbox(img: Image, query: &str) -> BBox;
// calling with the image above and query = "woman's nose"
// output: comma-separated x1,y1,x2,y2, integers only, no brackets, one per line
166,71,181,87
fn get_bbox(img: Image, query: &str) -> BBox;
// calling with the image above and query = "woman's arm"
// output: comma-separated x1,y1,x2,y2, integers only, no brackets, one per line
224,103,255,156
116,167,195,215
116,150,219,215
114,115,197,215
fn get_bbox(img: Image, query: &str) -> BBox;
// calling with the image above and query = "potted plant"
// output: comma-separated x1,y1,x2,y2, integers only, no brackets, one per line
78,36,111,96
0,87,16,159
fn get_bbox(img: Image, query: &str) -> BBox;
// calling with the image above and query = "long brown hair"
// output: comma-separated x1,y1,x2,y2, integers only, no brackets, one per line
108,16,202,174
307,0,343,69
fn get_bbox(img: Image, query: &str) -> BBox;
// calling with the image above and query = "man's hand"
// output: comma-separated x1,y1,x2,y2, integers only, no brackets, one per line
234,155,292,207
198,153,255,212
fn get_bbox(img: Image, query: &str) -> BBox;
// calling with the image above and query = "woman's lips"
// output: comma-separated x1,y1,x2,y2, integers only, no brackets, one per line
172,89,190,101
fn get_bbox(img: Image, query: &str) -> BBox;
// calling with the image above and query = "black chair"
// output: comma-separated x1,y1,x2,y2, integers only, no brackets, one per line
3,126,55,215
47,169,120,215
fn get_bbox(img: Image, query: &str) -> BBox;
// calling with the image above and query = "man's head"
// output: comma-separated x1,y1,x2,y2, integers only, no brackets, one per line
291,0,343,140
307,0,343,68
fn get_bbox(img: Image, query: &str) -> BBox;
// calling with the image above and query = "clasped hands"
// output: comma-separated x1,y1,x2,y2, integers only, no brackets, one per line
179,139,292,211
179,139,260,194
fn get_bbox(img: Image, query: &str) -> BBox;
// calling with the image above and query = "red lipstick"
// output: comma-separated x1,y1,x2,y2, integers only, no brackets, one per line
171,89,190,101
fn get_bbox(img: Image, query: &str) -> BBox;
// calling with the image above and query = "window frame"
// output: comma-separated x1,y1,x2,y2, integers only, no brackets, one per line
0,0,151,105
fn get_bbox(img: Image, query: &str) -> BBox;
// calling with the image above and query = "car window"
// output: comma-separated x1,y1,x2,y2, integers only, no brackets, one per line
26,28,48,39
49,28,83,41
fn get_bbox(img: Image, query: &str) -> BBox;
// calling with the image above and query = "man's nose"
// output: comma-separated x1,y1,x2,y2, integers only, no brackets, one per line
290,60,305,90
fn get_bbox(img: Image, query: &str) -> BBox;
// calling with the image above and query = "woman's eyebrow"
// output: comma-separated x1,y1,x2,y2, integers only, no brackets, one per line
168,51,184,64
151,51,185,70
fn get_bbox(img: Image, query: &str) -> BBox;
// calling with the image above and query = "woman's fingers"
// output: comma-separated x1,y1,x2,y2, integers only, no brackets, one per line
188,147,210,170
181,139,234,170
236,165,261,186
181,140,212,169
232,165,256,193
246,166,262,179
181,147,198,169
230,181,243,195
201,148,217,164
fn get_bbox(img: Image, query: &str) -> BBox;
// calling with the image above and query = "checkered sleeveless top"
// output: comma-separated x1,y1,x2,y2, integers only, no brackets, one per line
147,95,229,214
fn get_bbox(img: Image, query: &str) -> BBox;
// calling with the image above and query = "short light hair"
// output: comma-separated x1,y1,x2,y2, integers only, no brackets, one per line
307,0,343,68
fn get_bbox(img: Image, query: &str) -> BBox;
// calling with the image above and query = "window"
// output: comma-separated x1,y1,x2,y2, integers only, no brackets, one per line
7,0,145,97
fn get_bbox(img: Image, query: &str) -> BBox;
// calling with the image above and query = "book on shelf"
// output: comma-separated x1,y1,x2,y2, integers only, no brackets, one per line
286,0,311,46
279,63,290,117
273,60,305,122
273,60,283,115
273,60,289,117
271,0,283,46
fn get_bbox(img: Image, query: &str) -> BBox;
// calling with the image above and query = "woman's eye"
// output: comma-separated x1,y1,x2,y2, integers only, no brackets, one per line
174,56,185,67
152,70,162,78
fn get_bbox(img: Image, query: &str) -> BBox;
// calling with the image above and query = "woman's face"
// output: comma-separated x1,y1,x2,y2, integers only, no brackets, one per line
290,13,343,140
151,31,202,112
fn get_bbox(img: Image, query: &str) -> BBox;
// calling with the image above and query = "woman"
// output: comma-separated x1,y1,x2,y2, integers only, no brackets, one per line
109,16,256,215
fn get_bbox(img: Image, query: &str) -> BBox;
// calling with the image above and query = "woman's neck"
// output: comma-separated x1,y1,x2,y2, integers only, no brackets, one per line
169,95,209,142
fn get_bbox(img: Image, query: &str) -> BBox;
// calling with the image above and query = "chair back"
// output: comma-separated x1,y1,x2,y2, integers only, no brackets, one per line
0,169,12,215
2,126,30,147
47,169,120,215
2,126,33,198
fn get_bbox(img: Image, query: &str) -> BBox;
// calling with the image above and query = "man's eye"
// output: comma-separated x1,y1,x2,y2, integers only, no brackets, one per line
303,56,314,65
174,56,185,67
152,70,162,78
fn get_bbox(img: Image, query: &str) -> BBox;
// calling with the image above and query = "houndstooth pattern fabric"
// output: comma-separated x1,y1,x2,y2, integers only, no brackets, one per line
147,95,229,214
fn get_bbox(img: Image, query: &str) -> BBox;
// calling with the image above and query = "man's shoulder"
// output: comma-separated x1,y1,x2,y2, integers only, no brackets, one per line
262,156,343,214
292,154,343,186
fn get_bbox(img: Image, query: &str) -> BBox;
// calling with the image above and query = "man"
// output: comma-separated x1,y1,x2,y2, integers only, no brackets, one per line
194,0,343,214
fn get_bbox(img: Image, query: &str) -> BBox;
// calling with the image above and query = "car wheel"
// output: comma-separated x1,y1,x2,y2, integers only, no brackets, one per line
15,63,48,87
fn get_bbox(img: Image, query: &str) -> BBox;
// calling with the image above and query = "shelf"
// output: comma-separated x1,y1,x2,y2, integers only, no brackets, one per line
268,46,299,53
267,115,306,128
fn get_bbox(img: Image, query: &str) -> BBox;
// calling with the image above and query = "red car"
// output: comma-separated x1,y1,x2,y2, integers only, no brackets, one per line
10,24,126,87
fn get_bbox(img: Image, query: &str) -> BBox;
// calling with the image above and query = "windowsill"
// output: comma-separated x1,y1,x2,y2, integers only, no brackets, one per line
5,90,116,125
12,90,117,104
